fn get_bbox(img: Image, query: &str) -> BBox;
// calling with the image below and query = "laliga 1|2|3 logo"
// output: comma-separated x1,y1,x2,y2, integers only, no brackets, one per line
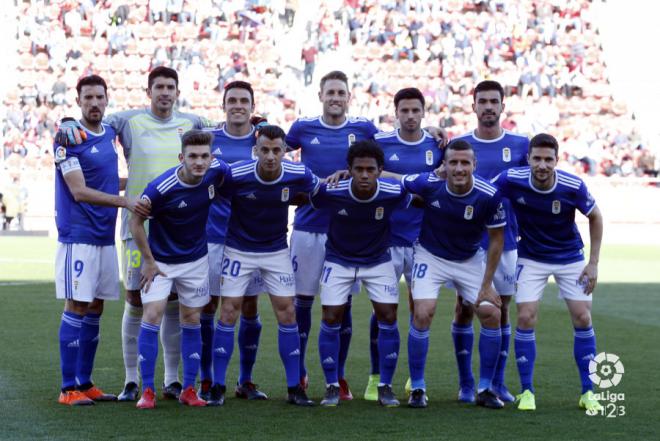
586,352,626,417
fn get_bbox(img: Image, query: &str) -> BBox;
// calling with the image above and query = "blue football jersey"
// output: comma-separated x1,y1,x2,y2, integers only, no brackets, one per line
376,129,442,247
310,178,412,267
54,123,119,246
286,116,379,233
142,160,229,264
493,167,596,264
221,159,320,252
204,125,257,244
453,130,528,251
402,172,506,261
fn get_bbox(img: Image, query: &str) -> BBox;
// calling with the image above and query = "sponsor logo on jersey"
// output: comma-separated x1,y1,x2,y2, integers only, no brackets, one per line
208,185,215,199
338,208,348,216
348,133,356,145
464,205,474,220
90,146,99,154
502,147,511,162
431,200,441,208
495,202,506,221
425,150,434,165
281,187,290,202
516,196,526,205
178,200,188,208
552,200,561,214
310,137,320,145
246,192,257,200
375,206,384,220
55,146,66,162
389,153,400,161
212,147,222,155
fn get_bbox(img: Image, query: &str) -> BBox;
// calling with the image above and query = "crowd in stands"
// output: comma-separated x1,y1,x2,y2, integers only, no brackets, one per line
2,0,658,186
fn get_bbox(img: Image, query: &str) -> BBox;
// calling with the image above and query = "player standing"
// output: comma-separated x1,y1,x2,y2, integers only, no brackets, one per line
54,75,140,405
401,140,506,409
209,125,316,407
129,130,229,409
492,133,604,412
450,80,529,403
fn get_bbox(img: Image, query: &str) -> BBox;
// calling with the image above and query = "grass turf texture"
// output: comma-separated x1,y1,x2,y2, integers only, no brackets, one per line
0,237,658,440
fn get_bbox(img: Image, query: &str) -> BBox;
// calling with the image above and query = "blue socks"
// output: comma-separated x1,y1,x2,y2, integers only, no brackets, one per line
181,323,202,389
451,322,474,389
238,315,262,384
369,313,379,375
407,324,429,391
338,297,352,380
59,311,82,390
515,328,536,393
199,313,215,382
477,326,502,392
574,326,597,393
492,324,511,389
318,320,341,385
294,296,314,380
76,313,100,387
278,323,301,388
138,322,160,392
212,321,235,387
377,321,399,385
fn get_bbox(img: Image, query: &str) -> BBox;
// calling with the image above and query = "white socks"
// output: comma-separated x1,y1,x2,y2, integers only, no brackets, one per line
160,299,181,386
121,302,142,385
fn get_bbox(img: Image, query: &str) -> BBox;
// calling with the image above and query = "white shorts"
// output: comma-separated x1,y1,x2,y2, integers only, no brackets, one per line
220,246,295,297
319,260,399,306
411,244,484,305
515,258,592,303
476,248,517,296
142,255,210,308
55,243,120,302
390,245,414,285
208,243,264,297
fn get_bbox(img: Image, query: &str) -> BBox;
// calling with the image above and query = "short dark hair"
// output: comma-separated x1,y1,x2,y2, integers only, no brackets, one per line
529,133,559,155
394,87,425,109
148,66,178,89
347,140,384,168
445,139,474,153
76,74,107,96
473,80,504,101
181,129,213,152
320,70,349,91
223,80,254,105
256,124,286,141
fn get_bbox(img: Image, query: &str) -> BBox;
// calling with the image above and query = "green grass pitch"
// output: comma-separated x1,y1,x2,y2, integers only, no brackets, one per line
0,237,658,440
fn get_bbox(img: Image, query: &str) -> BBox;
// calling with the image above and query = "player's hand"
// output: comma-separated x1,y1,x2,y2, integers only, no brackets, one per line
127,198,151,218
140,260,166,293
425,126,448,148
55,118,87,147
433,163,446,179
476,284,502,309
579,262,598,294
325,169,349,187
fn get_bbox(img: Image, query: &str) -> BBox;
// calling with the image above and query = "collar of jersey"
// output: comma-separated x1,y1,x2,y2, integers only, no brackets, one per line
471,128,506,143
78,120,106,137
528,169,558,194
348,178,380,203
445,180,474,198
221,124,255,139
318,116,348,129
174,164,204,188
147,108,174,123
396,129,428,146
253,160,284,185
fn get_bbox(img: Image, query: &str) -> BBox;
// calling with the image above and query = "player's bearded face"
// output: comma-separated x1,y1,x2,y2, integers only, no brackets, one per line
319,80,350,117
445,149,475,190
148,77,179,112
180,144,212,179
528,147,558,186
349,157,381,195
473,91,503,128
77,85,107,125
224,88,254,126
395,98,424,132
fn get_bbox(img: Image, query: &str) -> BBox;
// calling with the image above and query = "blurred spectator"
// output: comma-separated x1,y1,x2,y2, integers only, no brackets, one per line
301,42,318,86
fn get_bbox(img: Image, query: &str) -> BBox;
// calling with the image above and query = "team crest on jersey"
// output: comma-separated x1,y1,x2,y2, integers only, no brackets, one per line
552,200,561,214
375,206,384,220
502,147,511,162
55,146,66,163
464,205,474,220
348,133,356,146
425,150,434,166
208,185,215,199
281,187,290,202
177,127,184,137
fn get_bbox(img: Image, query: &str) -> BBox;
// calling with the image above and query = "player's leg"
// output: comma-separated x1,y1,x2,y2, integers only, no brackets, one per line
337,293,353,400
160,290,182,398
491,249,517,402
291,230,325,387
236,273,265,399
452,295,475,402
318,261,353,407
557,261,602,412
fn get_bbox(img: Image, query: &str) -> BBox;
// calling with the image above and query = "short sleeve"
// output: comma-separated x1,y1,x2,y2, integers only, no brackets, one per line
285,120,302,150
366,120,380,139
491,172,509,197
141,181,163,215
486,193,507,229
217,167,234,198
576,181,596,216
302,167,321,195
309,183,328,209
210,159,230,186
400,172,432,197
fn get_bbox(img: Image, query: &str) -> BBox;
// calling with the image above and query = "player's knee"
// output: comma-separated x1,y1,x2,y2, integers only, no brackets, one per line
571,310,592,328
517,310,537,329
242,296,258,317
477,304,501,328
126,290,143,307
454,298,473,324
180,308,201,325
65,299,89,315
413,308,434,329
142,306,164,325
219,300,241,325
